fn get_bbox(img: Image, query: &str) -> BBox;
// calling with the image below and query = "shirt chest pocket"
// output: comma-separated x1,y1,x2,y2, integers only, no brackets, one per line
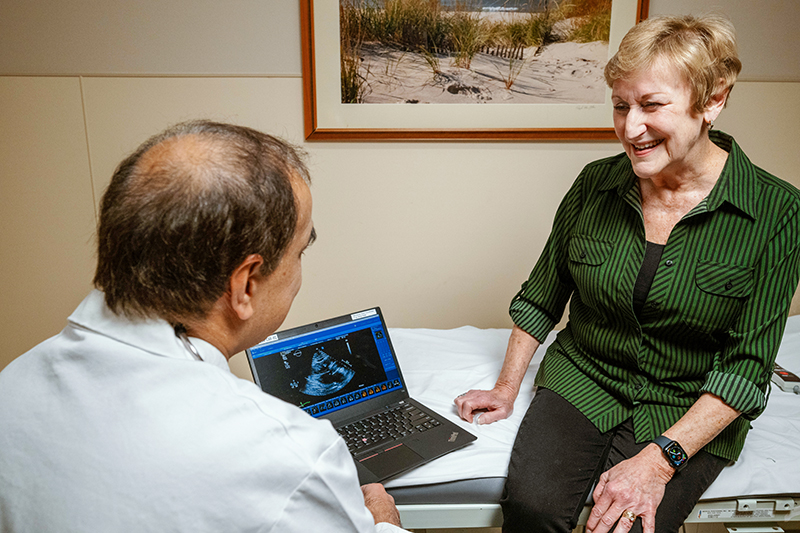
568,235,614,309
695,261,755,298
686,260,755,333
569,235,613,266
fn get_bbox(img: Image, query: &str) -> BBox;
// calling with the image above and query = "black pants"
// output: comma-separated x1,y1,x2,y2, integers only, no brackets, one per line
501,389,728,533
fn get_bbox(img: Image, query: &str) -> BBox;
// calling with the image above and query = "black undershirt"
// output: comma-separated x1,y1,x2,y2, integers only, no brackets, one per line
633,241,665,319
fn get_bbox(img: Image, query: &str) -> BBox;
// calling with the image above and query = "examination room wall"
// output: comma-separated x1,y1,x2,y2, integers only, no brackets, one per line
1,1,799,374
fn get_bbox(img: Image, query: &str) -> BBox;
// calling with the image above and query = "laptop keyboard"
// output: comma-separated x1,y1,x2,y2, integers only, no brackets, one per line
337,403,442,453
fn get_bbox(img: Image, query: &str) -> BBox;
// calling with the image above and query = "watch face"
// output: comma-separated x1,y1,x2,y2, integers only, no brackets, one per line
664,442,688,466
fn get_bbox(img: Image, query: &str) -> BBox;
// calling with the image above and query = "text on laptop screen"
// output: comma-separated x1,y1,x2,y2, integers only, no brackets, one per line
248,311,402,417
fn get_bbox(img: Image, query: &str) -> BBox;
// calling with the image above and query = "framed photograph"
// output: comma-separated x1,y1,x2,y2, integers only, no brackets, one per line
301,0,649,141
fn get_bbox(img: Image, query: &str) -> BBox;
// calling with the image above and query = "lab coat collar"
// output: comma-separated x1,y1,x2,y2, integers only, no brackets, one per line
68,290,230,371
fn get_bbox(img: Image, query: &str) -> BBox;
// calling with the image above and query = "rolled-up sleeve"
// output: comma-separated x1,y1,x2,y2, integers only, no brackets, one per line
701,195,800,419
509,171,586,342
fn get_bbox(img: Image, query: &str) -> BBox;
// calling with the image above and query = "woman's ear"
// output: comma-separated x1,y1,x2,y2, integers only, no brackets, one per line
705,80,730,125
228,254,264,321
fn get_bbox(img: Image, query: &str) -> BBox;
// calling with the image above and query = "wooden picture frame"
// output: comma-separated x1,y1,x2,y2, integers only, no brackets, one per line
301,0,649,141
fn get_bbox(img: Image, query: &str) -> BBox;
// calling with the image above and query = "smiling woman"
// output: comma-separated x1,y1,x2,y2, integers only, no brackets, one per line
453,14,800,533
609,59,731,245
605,15,741,231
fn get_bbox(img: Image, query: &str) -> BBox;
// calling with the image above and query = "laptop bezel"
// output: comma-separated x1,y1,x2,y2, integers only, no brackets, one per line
245,307,411,426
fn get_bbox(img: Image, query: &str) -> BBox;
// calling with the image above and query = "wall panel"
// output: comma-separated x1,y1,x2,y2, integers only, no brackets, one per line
2,0,796,81
650,0,800,82
80,76,620,333
0,77,96,369
0,0,301,76
82,77,306,199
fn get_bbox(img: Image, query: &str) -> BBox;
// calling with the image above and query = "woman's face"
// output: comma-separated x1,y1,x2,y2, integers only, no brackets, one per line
611,59,709,182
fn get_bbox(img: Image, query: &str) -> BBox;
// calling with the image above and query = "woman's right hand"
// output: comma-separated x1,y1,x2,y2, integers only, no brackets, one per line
455,325,541,425
454,385,517,425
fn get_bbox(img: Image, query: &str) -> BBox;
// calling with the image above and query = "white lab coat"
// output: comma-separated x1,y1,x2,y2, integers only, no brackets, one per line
0,290,406,533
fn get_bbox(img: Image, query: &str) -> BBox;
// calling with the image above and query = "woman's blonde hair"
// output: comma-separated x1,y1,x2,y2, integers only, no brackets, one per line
605,15,742,114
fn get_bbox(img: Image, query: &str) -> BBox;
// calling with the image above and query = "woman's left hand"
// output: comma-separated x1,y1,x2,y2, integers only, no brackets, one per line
585,444,674,533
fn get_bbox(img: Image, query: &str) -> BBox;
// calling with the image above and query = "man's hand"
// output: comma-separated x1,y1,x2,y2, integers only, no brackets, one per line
454,385,516,425
586,445,674,533
361,483,402,527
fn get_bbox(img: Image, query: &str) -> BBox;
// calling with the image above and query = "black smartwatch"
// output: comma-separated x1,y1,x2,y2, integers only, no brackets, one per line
652,436,689,471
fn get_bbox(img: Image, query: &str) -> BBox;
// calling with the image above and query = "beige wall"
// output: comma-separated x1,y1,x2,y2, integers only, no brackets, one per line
2,1,799,374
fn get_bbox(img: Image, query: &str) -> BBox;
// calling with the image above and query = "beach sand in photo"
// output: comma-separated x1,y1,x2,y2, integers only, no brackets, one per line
354,39,609,104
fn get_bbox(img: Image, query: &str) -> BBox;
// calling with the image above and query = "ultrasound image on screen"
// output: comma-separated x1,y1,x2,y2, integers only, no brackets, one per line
299,347,356,396
254,328,388,408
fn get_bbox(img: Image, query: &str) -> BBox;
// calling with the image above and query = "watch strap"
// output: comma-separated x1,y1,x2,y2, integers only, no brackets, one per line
653,435,673,450
652,435,688,471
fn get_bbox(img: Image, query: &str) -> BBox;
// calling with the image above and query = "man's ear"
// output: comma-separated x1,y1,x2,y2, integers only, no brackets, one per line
228,254,264,321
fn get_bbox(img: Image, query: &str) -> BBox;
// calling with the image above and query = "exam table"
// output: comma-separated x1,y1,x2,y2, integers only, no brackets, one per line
385,316,800,531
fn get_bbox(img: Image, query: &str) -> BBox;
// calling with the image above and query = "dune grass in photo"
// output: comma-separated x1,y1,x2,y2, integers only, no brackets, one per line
340,0,613,103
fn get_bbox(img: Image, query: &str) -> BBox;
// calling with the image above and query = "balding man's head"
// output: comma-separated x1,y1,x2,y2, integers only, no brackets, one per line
93,121,310,323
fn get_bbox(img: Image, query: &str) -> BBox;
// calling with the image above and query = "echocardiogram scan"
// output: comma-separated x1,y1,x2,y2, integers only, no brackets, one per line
253,327,388,408
294,345,356,396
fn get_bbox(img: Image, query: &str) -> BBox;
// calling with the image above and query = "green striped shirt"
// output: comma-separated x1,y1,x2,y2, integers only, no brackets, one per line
510,131,800,461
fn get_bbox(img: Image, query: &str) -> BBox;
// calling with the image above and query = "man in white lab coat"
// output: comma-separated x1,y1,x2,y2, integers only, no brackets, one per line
0,120,408,533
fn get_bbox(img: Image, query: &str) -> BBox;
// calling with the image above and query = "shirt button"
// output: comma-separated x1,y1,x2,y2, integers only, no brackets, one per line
665,260,674,267
725,281,733,290
580,251,587,259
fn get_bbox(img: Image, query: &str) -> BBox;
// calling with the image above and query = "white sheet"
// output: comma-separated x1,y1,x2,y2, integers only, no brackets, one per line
384,316,800,501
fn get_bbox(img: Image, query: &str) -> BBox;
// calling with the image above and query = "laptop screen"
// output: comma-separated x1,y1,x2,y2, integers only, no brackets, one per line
247,309,404,418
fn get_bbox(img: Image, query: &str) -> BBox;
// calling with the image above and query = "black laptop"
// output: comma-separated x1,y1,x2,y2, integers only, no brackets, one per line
245,307,476,483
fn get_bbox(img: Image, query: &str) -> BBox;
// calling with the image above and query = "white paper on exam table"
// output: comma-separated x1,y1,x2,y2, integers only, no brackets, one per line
384,319,800,501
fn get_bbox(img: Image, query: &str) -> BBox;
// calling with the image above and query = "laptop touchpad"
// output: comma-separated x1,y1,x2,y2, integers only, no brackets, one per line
359,444,423,479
